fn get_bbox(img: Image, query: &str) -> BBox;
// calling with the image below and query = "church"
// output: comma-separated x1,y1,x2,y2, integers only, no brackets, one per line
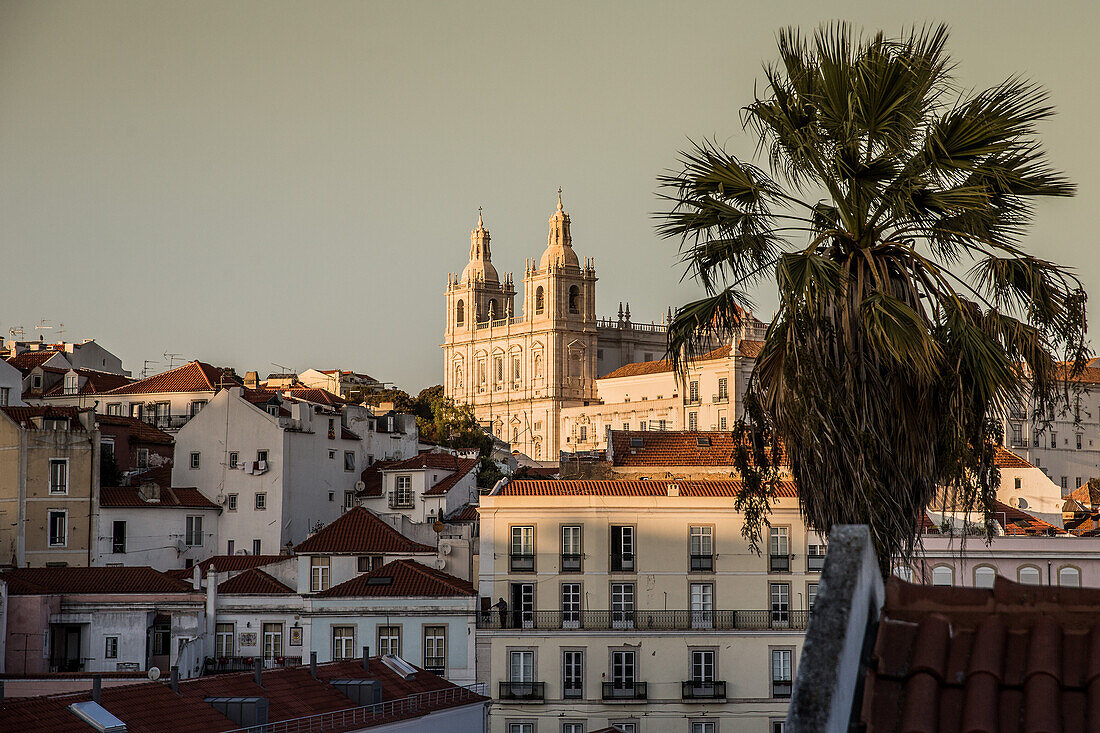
442,192,667,461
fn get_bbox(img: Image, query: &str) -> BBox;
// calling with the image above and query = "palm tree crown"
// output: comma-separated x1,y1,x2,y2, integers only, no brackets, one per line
658,23,1089,572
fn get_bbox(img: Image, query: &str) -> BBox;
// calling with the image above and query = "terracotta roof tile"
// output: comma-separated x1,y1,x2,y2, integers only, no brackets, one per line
993,447,1034,469
100,485,220,509
446,504,480,522
217,568,295,595
316,559,475,598
382,452,468,471
0,405,88,429
42,368,132,396
5,350,64,372
992,500,1061,536
609,429,787,467
103,361,240,396
165,554,289,579
358,460,398,497
498,478,798,498
600,358,673,379
94,413,175,444
0,566,195,595
738,338,765,358
294,507,435,554
862,576,1100,733
423,458,479,496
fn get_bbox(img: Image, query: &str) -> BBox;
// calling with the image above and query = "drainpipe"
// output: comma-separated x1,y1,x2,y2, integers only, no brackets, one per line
88,421,99,567
206,566,216,659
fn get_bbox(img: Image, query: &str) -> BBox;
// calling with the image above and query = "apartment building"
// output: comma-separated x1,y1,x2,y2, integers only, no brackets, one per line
0,406,100,568
0,359,25,407
477,477,820,733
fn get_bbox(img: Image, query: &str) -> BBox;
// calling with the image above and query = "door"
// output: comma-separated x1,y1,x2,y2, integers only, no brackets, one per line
611,583,635,629
511,583,534,628
561,583,581,629
611,650,635,693
690,583,714,629
770,583,790,627
50,624,83,672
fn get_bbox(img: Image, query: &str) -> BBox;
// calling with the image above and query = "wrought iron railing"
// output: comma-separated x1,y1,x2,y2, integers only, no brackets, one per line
499,681,545,701
560,553,582,572
205,656,302,673
682,680,726,699
690,554,714,572
602,681,647,700
769,554,791,572
477,609,810,631
510,553,535,572
807,554,826,572
223,683,487,733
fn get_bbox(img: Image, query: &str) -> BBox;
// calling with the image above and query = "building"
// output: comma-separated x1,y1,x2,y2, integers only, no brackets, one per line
0,566,204,675
0,406,100,568
298,368,384,400
3,337,129,376
95,414,175,475
83,360,241,430
0,358,24,407
359,452,480,526
0,657,488,733
477,477,819,733
207,566,307,671
443,196,668,462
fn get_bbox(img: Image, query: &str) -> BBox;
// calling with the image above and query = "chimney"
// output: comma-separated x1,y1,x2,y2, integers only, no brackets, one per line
254,657,263,687
206,566,217,657
244,371,259,388
362,646,370,671
310,651,318,679
192,563,201,591
92,675,101,703
170,665,179,694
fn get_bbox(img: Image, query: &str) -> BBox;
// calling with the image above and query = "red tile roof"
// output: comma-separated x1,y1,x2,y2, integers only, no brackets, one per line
103,360,240,396
424,458,479,496
165,554,290,579
316,559,475,598
381,452,469,471
1056,362,1100,385
993,446,1034,469
599,342,744,380
1066,479,1100,510
99,485,220,509
42,368,132,396
992,500,1062,536
0,566,195,595
217,568,295,595
0,405,88,429
447,504,480,522
358,460,397,497
609,429,787,467
94,413,175,444
5,350,65,372
738,338,765,358
862,576,1100,733
245,386,347,407
294,507,435,554
498,478,799,498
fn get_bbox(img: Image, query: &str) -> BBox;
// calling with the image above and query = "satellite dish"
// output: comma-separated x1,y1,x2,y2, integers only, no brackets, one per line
355,480,366,492
147,667,161,681
432,520,444,533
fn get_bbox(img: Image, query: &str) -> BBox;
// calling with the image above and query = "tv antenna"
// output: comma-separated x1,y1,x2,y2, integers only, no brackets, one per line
142,359,161,379
163,352,183,370
35,319,63,341
271,362,295,376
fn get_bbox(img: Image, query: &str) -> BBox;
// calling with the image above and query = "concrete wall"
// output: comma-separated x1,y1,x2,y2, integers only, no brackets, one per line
95,506,220,569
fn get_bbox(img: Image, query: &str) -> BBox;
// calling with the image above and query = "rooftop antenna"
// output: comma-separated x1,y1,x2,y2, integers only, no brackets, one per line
163,352,183,370
271,362,294,375
141,359,161,379
8,326,24,341
34,319,55,341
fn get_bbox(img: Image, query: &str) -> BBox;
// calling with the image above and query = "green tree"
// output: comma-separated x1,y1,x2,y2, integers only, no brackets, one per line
659,23,1088,573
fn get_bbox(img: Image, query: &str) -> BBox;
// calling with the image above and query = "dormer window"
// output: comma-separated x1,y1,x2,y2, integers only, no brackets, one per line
32,374,42,390
267,405,279,417
63,374,78,395
43,418,68,431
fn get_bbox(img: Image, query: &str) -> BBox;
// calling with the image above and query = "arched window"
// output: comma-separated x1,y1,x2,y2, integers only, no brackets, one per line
1018,565,1041,585
456,299,465,326
568,285,580,314
973,565,996,588
1059,566,1081,587
932,565,953,586
534,352,543,379
535,286,545,314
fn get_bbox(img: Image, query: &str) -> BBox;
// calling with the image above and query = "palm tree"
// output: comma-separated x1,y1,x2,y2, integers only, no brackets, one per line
658,23,1089,573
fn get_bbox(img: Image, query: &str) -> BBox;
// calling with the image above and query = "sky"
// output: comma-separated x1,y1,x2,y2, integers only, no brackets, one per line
2,1,1097,391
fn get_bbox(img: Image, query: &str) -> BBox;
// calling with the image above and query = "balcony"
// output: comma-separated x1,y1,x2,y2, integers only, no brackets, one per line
772,680,793,698
682,680,727,700
610,553,635,572
205,656,302,674
387,492,414,510
563,682,583,699
476,609,810,631
499,681,545,702
769,554,791,572
510,553,535,572
603,681,647,700
690,554,713,572
807,553,826,572
560,553,582,572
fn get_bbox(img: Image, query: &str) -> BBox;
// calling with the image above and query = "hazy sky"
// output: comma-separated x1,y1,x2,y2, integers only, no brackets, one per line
2,1,1097,391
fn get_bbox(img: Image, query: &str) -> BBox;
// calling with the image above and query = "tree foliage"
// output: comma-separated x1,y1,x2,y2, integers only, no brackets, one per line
659,23,1088,573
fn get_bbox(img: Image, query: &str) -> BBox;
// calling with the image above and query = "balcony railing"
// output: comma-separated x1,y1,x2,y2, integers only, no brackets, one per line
560,553,582,572
510,553,535,572
205,656,303,674
690,554,713,572
563,682,583,699
769,554,791,572
477,609,810,631
682,680,727,700
610,553,635,572
603,681,647,700
807,553,826,572
499,681,545,701
772,680,793,698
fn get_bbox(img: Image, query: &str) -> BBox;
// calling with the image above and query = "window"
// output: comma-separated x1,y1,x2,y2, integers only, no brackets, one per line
893,565,914,582
227,494,238,511
49,459,68,494
1062,476,1068,491
535,287,544,314
32,374,42,390
974,566,996,588
1014,477,1022,490
692,722,716,733
112,521,126,554
0,386,10,405
610,649,636,689
562,723,584,733
344,491,355,510
1018,566,1041,585
578,425,587,441
771,648,793,698
562,650,583,698
377,626,401,656
807,583,818,610
770,582,790,625
719,415,727,430
769,527,790,571
568,285,580,314
106,402,122,415
1059,566,1081,587
343,451,355,472
185,516,203,546
509,725,534,733
717,377,728,400
228,451,239,469
494,356,504,385
688,411,698,430
1077,477,1084,489
611,583,635,628
562,583,581,628
392,475,413,508
257,450,268,463
215,623,234,657
512,355,521,383
690,526,713,571
423,625,446,673
610,525,635,571
610,724,637,733
48,510,67,546
252,539,261,556
359,555,382,572
189,452,201,469
136,448,149,469
932,565,953,586
104,636,119,659
311,557,331,592
807,542,826,572
511,526,535,571
255,493,267,510
226,540,235,555
332,626,355,659
190,399,207,417
262,623,283,659
509,650,535,682
691,583,714,628
1077,434,1083,449
691,649,715,683
456,299,465,326
1051,432,1057,449
689,380,699,403
561,526,582,571
1010,422,1023,445
63,373,80,395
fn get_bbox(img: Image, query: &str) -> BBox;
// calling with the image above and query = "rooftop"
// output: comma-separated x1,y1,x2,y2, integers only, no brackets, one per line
294,507,436,554
0,405,88,430
217,568,295,595
165,554,289,579
316,559,475,598
100,485,220,510
609,429,785,467
102,361,240,396
94,413,175,444
42,368,132,396
495,478,798,498
0,566,195,595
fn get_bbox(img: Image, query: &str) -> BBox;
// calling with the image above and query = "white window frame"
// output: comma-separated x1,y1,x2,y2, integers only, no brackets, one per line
255,492,267,510
332,625,355,660
311,556,331,592
48,510,67,547
377,625,401,657
185,516,203,546
49,458,69,494
189,451,201,469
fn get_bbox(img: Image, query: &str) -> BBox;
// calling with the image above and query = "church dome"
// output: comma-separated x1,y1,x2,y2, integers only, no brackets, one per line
538,190,580,270
461,211,499,284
